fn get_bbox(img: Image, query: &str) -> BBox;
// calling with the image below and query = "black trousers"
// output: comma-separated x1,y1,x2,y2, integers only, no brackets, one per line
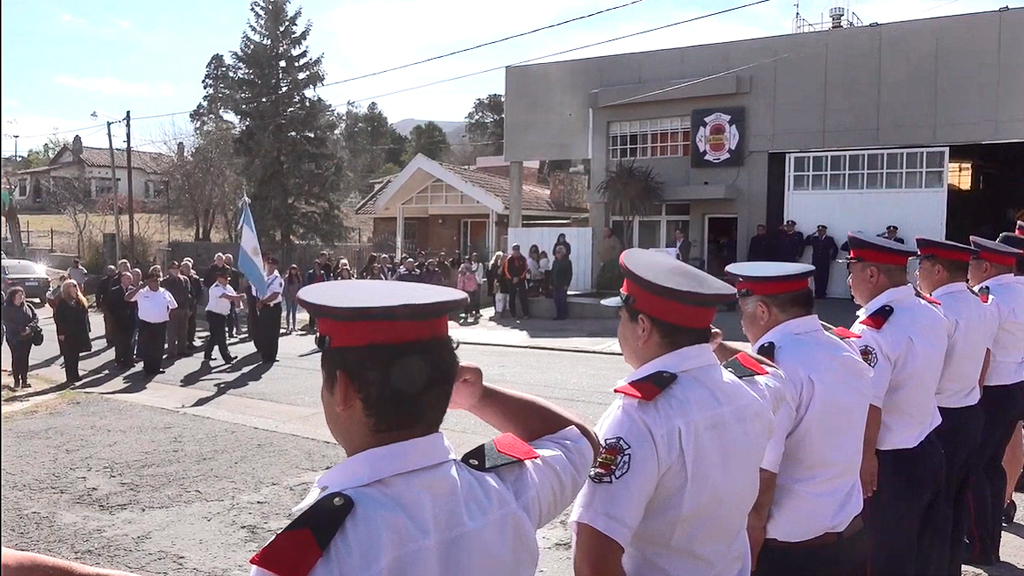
204,311,231,361
554,286,569,319
187,306,198,345
62,349,81,382
246,293,260,347
812,261,830,298
226,301,237,337
508,280,529,318
966,381,1024,562
137,320,167,374
114,321,135,367
7,340,31,385
755,523,868,576
258,304,282,361
934,403,984,575
864,432,945,576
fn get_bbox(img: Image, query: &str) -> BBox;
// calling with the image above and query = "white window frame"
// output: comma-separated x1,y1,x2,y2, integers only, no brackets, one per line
402,179,481,207
608,117,691,161
610,202,691,248
787,147,948,194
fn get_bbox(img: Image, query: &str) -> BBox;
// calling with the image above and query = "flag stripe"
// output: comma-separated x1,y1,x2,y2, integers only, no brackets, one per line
238,199,267,298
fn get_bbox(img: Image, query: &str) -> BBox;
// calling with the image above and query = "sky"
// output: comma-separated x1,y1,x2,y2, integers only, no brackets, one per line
0,0,1013,155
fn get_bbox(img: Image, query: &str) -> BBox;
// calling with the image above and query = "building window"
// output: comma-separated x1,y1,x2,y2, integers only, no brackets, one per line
610,202,690,250
947,162,972,191
17,179,27,198
789,148,947,192
608,118,691,161
403,179,480,207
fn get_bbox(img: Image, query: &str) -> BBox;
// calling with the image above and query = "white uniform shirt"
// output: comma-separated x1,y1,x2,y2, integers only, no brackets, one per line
851,284,947,450
206,283,238,316
753,315,873,541
263,272,284,305
251,427,592,576
570,345,773,576
977,273,1024,386
130,287,177,324
931,282,999,406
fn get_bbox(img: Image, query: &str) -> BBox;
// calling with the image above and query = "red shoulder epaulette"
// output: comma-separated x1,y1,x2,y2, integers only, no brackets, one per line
723,352,769,379
915,290,942,306
830,326,861,340
250,491,354,576
614,370,678,401
859,305,894,330
977,286,991,304
461,433,539,471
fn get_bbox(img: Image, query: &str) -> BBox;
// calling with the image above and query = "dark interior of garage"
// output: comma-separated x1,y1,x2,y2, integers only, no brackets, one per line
945,141,1024,244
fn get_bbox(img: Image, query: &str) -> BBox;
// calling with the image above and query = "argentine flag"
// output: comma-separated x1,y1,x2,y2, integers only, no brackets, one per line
238,197,268,298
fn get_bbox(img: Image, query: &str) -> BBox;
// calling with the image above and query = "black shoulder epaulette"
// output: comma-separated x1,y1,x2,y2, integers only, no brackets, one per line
977,285,991,304
915,289,942,306
462,433,539,471
250,491,353,576
859,304,894,330
756,342,776,363
723,352,769,379
613,370,678,401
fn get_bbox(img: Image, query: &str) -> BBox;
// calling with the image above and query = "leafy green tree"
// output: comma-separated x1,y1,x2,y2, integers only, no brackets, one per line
465,94,504,157
596,160,665,249
404,121,450,163
23,135,71,169
228,0,346,244
341,101,407,185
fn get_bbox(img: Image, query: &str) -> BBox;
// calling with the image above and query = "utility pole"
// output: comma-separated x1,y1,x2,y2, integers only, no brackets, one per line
12,135,18,162
124,110,136,263
107,122,122,262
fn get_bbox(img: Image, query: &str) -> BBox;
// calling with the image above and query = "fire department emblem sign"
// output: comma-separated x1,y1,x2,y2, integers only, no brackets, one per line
691,107,745,167
589,437,631,484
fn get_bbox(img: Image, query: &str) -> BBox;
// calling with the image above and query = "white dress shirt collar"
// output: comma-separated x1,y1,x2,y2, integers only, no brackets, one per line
317,432,456,492
978,272,1015,289
930,281,970,298
753,314,822,351
856,284,915,319
620,344,720,385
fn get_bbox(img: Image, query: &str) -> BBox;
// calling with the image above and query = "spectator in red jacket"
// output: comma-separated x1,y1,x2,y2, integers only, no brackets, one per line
503,243,530,320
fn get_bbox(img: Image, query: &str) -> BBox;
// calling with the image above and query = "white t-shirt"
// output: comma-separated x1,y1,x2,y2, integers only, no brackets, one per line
130,286,177,324
250,427,592,576
851,284,947,450
931,282,999,406
206,283,238,316
570,345,773,576
753,315,873,541
977,273,1024,386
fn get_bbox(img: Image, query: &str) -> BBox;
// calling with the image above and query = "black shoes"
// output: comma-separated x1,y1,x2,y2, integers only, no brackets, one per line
1004,499,1017,526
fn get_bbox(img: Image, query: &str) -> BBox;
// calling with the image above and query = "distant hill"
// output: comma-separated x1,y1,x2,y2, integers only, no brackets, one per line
392,119,466,140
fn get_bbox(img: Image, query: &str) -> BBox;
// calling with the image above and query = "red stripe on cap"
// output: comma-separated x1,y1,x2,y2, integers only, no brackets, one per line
849,247,910,266
492,433,539,461
250,528,322,576
621,277,717,329
735,277,809,295
919,245,973,263
977,250,1017,267
318,317,449,347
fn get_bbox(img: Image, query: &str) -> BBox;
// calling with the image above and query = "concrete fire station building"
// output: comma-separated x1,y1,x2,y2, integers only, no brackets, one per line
504,7,1023,296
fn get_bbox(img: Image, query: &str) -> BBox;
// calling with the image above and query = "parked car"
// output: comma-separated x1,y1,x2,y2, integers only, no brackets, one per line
1,258,51,301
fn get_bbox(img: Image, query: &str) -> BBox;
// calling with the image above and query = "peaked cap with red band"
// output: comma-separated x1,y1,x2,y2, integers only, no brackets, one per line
724,261,815,297
296,280,467,348
600,248,735,329
997,232,1024,251
839,232,917,267
250,491,354,576
914,237,978,263
970,235,1023,268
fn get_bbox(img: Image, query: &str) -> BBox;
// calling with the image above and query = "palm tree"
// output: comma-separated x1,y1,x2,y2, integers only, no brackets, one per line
596,160,665,248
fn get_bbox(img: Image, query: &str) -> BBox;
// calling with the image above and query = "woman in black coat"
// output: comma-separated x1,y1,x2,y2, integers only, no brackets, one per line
53,280,91,383
3,287,39,389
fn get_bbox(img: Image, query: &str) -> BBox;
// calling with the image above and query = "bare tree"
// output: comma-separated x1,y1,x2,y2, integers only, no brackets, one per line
45,175,91,256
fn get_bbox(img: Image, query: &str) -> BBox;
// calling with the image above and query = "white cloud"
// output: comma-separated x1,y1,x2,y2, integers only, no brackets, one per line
2,98,18,108
53,75,174,98
117,20,132,29
60,13,85,24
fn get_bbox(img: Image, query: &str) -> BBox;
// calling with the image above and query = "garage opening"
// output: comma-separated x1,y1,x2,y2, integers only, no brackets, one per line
945,141,1024,243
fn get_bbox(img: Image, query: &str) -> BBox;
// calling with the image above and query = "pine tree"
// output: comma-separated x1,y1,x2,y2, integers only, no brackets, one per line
229,0,346,244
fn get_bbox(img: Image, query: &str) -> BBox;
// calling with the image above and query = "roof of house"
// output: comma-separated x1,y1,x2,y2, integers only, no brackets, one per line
75,146,173,174
355,177,396,215
357,157,585,216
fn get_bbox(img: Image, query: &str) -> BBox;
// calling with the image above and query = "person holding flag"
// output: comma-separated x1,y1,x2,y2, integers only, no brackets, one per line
237,197,268,352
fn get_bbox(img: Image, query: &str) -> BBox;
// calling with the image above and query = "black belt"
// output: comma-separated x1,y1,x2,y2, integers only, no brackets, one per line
764,515,864,548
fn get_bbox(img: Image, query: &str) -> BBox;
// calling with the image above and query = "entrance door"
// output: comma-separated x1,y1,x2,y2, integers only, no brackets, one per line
461,220,488,257
704,215,738,278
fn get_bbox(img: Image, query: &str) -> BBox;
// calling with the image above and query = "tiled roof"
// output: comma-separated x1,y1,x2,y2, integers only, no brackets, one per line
76,146,173,174
355,177,394,215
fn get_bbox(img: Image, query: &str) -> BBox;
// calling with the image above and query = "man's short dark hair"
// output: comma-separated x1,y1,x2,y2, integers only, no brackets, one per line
745,288,814,318
321,338,459,434
926,256,969,279
623,303,711,350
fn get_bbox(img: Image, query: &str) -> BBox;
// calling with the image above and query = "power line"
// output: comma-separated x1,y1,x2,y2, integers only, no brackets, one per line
350,0,773,103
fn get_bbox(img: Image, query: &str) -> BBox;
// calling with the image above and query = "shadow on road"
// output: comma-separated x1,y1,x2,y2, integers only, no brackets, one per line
187,359,273,409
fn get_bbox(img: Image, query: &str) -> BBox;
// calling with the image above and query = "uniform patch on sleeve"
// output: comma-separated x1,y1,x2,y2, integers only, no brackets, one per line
859,345,878,368
589,437,631,483
250,491,353,576
977,286,991,304
461,433,539,471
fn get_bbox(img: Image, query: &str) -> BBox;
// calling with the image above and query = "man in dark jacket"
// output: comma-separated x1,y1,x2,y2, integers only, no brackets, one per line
775,220,806,262
747,224,773,261
108,272,137,369
161,261,193,358
504,243,530,320
804,224,839,298
224,254,242,338
551,246,573,320
95,265,119,347
394,258,421,282
181,260,204,349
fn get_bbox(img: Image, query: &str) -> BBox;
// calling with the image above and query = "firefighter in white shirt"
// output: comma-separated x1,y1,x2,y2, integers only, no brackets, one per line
571,249,774,576
716,262,873,576
914,237,999,575
843,232,949,576
249,280,598,576
964,235,1024,566
257,257,285,364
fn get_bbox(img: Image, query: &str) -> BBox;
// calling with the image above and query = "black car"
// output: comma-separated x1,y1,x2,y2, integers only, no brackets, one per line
2,258,51,301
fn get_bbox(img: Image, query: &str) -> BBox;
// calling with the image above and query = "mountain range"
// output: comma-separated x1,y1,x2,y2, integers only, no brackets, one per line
392,119,467,143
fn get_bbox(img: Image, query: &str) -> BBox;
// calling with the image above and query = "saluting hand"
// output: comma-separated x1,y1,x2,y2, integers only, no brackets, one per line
709,325,724,350
449,363,486,411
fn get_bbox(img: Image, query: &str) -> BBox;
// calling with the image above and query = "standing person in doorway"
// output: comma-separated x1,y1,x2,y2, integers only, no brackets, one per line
53,280,91,384
805,225,839,299
204,269,243,365
108,272,137,370
282,264,303,333
126,272,177,376
669,228,692,263
551,246,573,321
747,224,773,261
257,257,284,364
3,287,39,389
776,220,806,262
504,244,530,320
160,261,192,359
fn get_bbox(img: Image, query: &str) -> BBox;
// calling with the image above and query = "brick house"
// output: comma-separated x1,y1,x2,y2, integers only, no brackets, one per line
356,154,587,258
